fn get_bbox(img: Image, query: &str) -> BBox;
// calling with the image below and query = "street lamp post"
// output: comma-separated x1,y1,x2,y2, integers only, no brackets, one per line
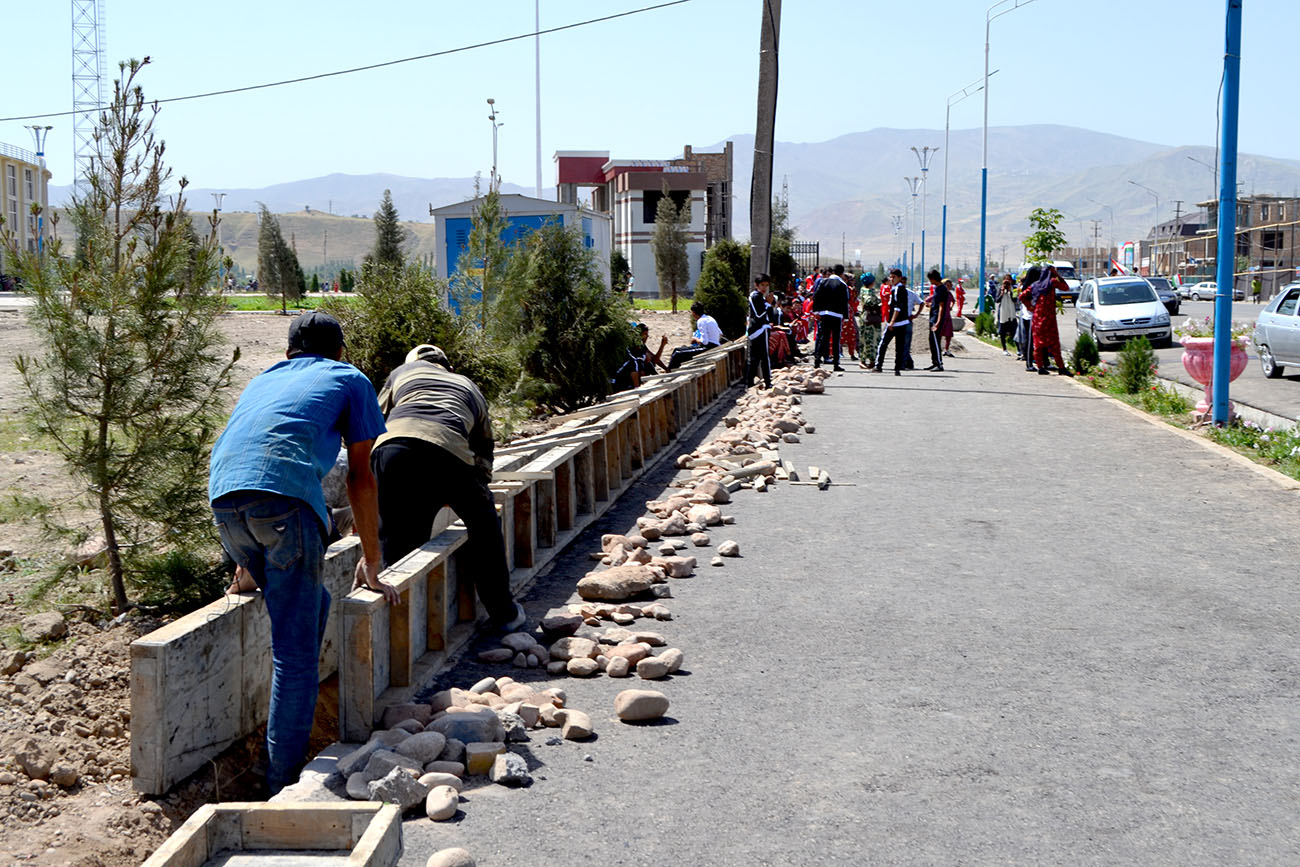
486,98,503,191
912,146,939,280
26,125,52,258
942,74,994,277
211,192,227,289
1211,0,1243,427
905,177,921,287
978,0,1038,313
1128,180,1160,275
1087,196,1116,260
891,214,903,269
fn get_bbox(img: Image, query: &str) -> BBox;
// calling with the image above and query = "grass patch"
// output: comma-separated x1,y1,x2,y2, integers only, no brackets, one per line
0,417,54,452
223,294,359,312
0,489,45,524
632,298,685,312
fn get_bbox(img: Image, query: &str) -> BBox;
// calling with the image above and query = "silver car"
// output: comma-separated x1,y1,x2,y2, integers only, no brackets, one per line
1252,282,1300,378
1075,277,1173,348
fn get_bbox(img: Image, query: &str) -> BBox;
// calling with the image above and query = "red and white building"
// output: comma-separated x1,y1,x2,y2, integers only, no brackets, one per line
554,145,732,298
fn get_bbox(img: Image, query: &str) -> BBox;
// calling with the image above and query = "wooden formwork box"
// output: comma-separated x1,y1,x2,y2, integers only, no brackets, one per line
140,802,401,867
130,537,361,795
339,530,466,743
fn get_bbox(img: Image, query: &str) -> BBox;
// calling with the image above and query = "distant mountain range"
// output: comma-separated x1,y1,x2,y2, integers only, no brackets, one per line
50,124,1300,269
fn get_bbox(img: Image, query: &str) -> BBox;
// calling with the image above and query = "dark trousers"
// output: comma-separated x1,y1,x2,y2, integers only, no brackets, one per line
876,325,909,371
928,322,944,369
746,333,771,387
814,314,842,365
668,343,714,370
371,438,515,624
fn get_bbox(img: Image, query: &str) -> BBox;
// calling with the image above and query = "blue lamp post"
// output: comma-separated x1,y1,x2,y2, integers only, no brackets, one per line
942,73,994,276
977,0,1038,312
26,125,51,259
1212,0,1243,426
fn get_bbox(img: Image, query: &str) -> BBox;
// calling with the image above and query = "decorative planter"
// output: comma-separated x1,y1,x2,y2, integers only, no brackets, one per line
1180,336,1249,417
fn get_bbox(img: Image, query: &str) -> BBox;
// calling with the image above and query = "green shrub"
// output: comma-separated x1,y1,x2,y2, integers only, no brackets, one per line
974,311,995,337
495,222,637,412
130,549,228,613
1115,335,1156,394
1136,383,1192,416
693,243,747,341
1070,331,1101,373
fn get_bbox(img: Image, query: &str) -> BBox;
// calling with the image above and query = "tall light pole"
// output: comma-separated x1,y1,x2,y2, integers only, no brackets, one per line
486,99,503,191
211,192,227,289
27,125,52,258
905,176,921,287
1211,0,1242,427
534,0,543,198
1128,179,1160,275
891,214,903,269
912,146,938,279
942,73,993,276
1087,196,1116,256
978,0,1038,312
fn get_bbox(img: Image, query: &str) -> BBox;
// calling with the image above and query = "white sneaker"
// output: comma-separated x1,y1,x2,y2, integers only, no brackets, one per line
1002,350,1010,356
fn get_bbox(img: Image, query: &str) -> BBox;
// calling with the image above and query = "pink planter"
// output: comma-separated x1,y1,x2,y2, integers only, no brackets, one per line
1180,336,1249,417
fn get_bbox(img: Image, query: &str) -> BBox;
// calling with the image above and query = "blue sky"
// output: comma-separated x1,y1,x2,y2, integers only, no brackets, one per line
3,0,1293,194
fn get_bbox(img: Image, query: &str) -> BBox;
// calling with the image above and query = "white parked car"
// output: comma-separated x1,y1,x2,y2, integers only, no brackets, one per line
1075,277,1173,348
1178,280,1245,301
1252,282,1300,378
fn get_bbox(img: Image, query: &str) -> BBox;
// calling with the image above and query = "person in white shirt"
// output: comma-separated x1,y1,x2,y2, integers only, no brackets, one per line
668,302,724,369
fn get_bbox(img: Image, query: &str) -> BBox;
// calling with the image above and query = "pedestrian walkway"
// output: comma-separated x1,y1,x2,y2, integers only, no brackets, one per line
401,343,1300,866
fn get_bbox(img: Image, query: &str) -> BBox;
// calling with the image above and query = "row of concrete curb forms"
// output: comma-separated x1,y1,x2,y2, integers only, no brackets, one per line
128,342,747,795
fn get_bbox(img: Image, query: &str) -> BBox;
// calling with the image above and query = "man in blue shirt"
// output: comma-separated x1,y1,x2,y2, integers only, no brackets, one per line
209,310,395,794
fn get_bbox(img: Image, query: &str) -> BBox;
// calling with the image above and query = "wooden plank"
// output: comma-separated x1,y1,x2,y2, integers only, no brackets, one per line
591,437,609,503
139,805,213,867
572,444,594,517
555,457,575,532
348,804,402,867
453,542,477,623
426,560,447,652
235,803,353,850
340,591,383,742
512,484,534,568
535,478,557,549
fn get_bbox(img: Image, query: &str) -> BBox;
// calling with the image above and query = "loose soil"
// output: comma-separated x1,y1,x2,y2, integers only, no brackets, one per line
0,305,696,866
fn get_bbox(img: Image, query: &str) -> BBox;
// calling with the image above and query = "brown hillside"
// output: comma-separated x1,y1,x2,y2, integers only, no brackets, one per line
215,211,438,275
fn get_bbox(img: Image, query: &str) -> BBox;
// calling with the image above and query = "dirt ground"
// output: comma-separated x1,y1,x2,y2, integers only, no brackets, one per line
0,305,697,866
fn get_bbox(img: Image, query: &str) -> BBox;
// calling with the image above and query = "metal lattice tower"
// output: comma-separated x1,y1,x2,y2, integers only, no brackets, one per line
71,0,106,197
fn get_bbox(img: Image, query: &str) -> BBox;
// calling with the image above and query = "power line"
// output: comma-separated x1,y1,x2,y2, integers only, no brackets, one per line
1,0,691,123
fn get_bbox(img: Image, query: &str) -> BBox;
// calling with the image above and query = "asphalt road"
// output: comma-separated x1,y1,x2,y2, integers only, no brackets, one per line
1049,298,1300,421
400,350,1300,866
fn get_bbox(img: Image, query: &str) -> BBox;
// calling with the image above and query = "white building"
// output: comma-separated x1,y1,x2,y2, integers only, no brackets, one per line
0,141,52,272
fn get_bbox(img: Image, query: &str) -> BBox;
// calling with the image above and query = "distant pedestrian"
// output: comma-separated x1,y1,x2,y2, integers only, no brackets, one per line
1251,277,1262,303
873,268,911,375
996,275,1018,356
746,274,774,389
1018,265,1072,376
924,270,951,372
857,273,881,370
1016,277,1034,369
954,279,966,318
812,264,849,371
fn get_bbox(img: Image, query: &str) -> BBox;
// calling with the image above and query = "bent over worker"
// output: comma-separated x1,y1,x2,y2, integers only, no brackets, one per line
370,344,526,633
210,311,397,795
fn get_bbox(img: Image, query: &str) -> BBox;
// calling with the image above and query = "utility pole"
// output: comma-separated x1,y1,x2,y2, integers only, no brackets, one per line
323,229,328,282
1091,220,1101,273
749,0,781,286
534,0,543,198
1171,200,1183,278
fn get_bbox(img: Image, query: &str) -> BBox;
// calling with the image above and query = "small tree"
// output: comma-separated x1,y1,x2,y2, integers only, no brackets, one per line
367,189,408,268
1023,207,1068,265
7,58,238,613
496,222,637,411
610,249,631,296
457,186,512,329
257,204,305,312
694,240,748,340
651,185,690,313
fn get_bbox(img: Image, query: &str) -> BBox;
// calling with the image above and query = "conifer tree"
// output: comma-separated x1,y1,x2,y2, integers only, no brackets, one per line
6,58,238,613
257,205,305,312
651,185,690,313
368,189,407,268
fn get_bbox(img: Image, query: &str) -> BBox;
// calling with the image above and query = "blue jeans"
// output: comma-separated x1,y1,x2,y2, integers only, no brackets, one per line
212,491,329,793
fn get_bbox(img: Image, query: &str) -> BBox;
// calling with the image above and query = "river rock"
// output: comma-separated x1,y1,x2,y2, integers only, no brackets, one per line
346,772,372,800
606,656,630,677
363,750,423,781
690,532,711,547
694,479,731,504
636,657,670,679
576,564,658,601
367,766,429,811
469,677,498,695
659,648,685,673
422,761,465,777
541,612,584,635
604,643,651,665
428,708,504,744
659,514,689,536
638,523,662,541
395,731,447,764
549,636,598,661
711,556,724,567
614,689,670,722
686,504,723,526
438,738,466,763
418,772,463,792
652,555,696,579
633,631,666,646
489,751,531,787
380,703,433,729
477,647,514,664
394,718,425,734
337,740,386,777
718,540,740,557
426,848,476,867
425,785,460,821
566,657,598,677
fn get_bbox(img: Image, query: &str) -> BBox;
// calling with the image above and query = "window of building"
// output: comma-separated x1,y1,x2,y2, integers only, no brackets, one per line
1261,203,1270,221
24,168,33,201
642,189,691,224
7,200,18,232
6,165,15,197
1262,230,1284,251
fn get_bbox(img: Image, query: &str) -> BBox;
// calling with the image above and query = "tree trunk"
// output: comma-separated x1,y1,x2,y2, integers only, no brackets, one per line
671,281,678,314
101,496,129,614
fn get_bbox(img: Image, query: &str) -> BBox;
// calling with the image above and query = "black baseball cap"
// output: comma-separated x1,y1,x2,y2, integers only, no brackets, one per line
287,311,345,358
